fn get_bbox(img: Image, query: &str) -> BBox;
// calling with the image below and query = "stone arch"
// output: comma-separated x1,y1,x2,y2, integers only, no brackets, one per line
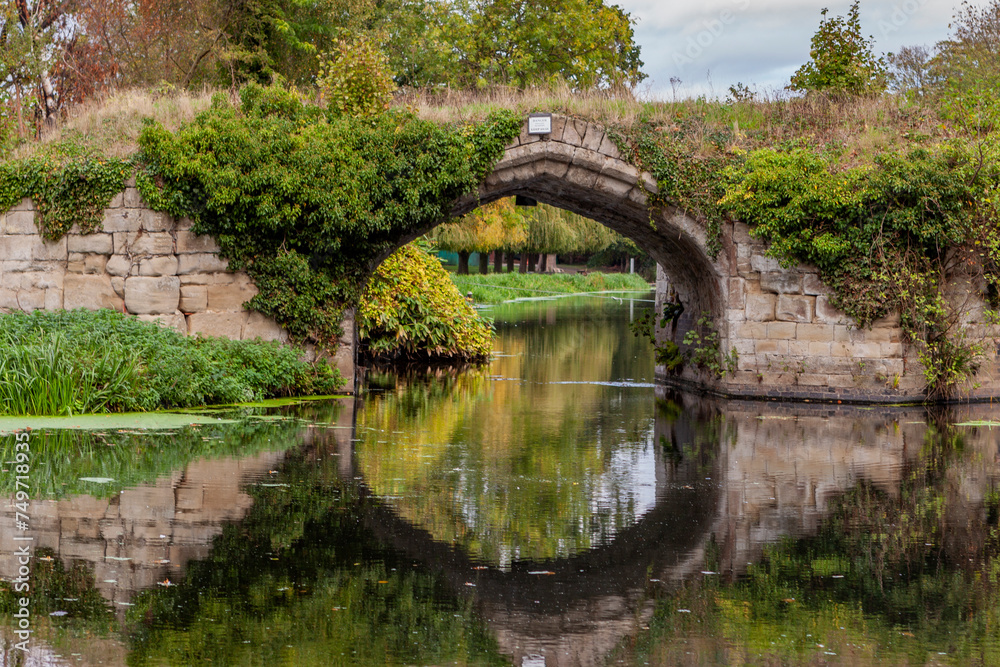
385,115,728,346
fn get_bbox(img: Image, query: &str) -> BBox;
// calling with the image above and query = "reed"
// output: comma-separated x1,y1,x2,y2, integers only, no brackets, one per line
0,310,343,416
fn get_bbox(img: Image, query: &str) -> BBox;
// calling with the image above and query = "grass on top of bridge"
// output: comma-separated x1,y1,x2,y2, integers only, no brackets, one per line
11,83,938,173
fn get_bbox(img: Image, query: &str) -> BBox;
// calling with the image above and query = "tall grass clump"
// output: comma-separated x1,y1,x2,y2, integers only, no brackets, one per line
449,271,650,304
0,309,344,416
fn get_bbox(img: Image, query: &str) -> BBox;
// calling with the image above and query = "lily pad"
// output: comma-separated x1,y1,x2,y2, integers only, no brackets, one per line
0,412,236,434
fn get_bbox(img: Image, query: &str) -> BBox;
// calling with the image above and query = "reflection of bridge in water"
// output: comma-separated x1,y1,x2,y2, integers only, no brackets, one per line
3,395,999,666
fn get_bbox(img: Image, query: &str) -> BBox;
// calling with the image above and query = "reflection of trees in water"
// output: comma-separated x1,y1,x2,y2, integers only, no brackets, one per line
122,447,505,666
613,413,1000,666
356,304,658,564
0,409,312,499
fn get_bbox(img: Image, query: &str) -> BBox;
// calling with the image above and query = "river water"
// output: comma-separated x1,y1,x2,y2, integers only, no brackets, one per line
2,293,1000,666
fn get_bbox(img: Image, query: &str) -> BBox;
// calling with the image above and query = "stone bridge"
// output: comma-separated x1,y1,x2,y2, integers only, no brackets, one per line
2,115,999,402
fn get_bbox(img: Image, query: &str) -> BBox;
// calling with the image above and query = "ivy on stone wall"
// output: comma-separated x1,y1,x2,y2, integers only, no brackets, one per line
612,116,1000,397
0,155,129,239
136,84,520,347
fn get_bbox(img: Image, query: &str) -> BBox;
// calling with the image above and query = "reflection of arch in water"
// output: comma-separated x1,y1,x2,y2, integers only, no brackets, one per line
349,429,722,666
344,393,939,666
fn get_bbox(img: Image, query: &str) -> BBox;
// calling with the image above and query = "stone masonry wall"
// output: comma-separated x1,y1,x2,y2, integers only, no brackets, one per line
716,220,998,401
0,182,356,382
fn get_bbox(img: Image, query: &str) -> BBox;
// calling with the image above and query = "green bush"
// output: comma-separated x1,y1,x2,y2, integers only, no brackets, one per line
0,309,344,416
358,244,493,361
136,83,520,348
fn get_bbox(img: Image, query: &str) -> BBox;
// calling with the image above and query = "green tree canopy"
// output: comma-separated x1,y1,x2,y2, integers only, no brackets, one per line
789,1,887,96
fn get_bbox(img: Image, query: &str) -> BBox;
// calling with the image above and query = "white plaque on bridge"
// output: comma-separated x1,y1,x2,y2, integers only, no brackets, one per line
527,113,552,135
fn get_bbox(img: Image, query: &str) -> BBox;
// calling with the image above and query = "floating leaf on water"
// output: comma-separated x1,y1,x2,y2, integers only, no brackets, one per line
0,412,236,434
105,556,132,561
528,571,555,575
954,421,1000,427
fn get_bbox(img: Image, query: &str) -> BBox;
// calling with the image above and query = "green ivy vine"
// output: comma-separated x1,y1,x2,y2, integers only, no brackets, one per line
611,114,1000,397
0,155,130,239
136,84,520,347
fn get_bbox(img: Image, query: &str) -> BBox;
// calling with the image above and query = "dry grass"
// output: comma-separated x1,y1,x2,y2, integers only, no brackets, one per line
5,83,947,168
402,85,946,166
10,87,224,160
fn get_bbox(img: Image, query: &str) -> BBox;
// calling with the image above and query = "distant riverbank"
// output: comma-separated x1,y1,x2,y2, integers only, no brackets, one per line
449,272,650,305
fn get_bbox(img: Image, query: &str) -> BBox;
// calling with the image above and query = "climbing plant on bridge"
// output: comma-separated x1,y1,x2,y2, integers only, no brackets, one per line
136,83,520,347
613,114,1000,396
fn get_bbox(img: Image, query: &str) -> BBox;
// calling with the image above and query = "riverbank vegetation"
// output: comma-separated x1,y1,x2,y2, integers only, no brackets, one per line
0,310,343,416
358,244,493,362
449,271,650,305
4,0,1000,394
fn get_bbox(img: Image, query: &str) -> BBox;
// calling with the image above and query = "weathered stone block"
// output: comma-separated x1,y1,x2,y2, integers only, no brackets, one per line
122,188,146,208
776,295,814,323
760,272,802,294
105,255,132,277
581,124,605,152
0,236,34,261
734,321,768,339
43,288,62,311
597,133,621,159
766,322,797,339
0,288,17,309
64,274,123,311
175,230,220,254
796,373,833,387
808,342,832,356
731,338,756,357
881,342,905,357
140,210,172,232
110,277,125,299
796,323,835,342
726,307,746,323
2,210,36,234
14,288,44,311
179,285,207,313
727,278,746,309
750,255,782,272
745,293,776,321
14,270,63,290
114,231,174,256
84,254,108,274
242,312,287,342
755,339,788,355
139,256,179,276
802,273,825,295
177,254,230,275
124,276,180,315
187,312,244,338
815,295,849,325
67,233,113,254
102,209,141,233
206,282,257,311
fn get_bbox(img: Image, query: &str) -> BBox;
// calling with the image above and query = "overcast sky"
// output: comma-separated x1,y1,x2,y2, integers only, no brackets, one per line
616,0,956,99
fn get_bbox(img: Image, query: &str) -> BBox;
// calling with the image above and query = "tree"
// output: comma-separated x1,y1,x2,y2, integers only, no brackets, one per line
387,0,645,90
789,1,886,96
886,45,936,98
433,198,526,274
0,0,75,129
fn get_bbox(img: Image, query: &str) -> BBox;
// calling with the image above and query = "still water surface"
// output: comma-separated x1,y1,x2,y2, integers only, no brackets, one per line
2,293,1000,666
